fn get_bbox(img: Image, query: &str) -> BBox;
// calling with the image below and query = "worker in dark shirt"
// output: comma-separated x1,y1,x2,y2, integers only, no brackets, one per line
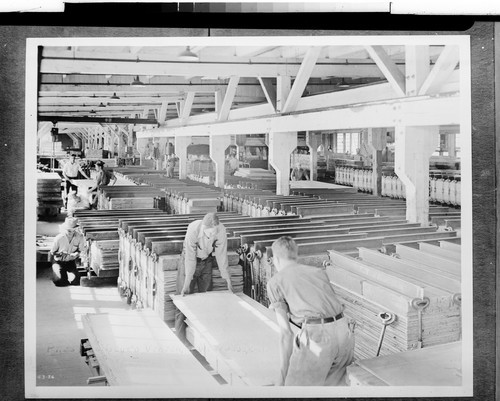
266,236,355,386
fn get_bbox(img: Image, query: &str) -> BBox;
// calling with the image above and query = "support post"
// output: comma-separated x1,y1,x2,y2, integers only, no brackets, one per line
175,136,191,179
209,135,232,188
268,131,297,195
395,125,438,225
367,128,387,196
136,137,149,167
306,131,319,181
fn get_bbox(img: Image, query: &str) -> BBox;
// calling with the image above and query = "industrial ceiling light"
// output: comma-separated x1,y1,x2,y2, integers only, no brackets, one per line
89,109,96,114
131,75,145,87
110,92,120,99
178,46,199,61
98,102,106,107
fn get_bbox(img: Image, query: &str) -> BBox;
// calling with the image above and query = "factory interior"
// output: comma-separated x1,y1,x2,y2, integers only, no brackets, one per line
25,33,479,398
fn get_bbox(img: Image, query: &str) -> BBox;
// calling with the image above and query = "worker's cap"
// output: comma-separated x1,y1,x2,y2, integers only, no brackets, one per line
61,217,79,230
70,154,77,157
202,213,219,228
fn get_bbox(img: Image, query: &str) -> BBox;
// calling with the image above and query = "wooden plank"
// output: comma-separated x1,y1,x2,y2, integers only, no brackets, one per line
81,311,217,386
358,247,461,293
351,341,462,386
439,240,462,252
418,242,461,262
171,292,280,386
395,244,461,276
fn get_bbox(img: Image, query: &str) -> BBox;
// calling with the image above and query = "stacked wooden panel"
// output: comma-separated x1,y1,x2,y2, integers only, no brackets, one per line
37,172,63,216
326,240,461,360
89,240,119,277
74,208,168,278
98,185,164,210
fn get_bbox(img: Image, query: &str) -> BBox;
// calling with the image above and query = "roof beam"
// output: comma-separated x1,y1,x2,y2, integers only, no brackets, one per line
140,94,459,138
218,76,239,121
158,100,169,124
181,92,195,121
38,115,158,125
258,77,277,112
234,46,281,58
418,45,460,96
281,46,322,113
39,58,384,79
365,45,406,97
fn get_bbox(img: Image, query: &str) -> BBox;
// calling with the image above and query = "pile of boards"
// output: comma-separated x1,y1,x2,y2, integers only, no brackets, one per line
98,185,165,210
74,208,168,278
37,172,63,216
326,240,461,360
114,170,223,215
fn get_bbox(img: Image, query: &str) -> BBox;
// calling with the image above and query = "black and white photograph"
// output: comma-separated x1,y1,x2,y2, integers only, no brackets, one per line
24,33,475,399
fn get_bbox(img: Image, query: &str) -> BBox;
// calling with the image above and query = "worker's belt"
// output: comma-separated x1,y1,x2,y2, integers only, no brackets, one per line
196,255,214,262
304,313,343,325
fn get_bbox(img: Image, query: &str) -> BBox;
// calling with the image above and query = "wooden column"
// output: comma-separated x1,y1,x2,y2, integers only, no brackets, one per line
395,125,438,226
448,133,457,157
367,128,387,196
268,131,297,195
136,137,149,166
175,136,191,179
210,135,232,188
306,131,319,181
276,76,291,113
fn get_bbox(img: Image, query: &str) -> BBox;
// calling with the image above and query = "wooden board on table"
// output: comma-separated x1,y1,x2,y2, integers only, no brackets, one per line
347,341,462,386
81,310,217,387
171,292,281,386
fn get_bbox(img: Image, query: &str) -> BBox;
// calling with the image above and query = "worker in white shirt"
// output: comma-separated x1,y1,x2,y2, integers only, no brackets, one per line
175,213,233,343
62,154,90,207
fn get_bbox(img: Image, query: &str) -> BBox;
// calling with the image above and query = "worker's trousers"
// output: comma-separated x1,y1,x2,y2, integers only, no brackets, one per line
52,260,80,287
174,255,214,343
285,318,355,386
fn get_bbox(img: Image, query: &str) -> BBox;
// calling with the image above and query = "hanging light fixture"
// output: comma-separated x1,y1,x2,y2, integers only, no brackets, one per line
98,102,106,107
89,109,96,114
131,75,145,87
178,46,199,62
110,92,120,99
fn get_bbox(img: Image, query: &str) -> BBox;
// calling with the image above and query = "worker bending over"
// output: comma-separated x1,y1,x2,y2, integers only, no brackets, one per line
175,213,233,342
267,236,355,386
50,217,86,287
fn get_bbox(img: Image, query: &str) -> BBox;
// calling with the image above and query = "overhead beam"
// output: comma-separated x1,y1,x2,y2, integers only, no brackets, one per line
418,45,460,96
365,45,406,97
158,100,169,124
181,92,196,121
139,94,459,138
218,76,239,121
38,115,158,125
281,46,322,113
258,77,277,112
39,58,388,79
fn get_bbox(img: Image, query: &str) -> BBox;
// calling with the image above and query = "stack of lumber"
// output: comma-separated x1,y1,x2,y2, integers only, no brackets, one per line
89,240,120,277
233,168,275,179
74,208,169,278
81,310,218,387
326,240,461,360
37,172,63,216
98,185,164,210
171,292,296,386
346,341,462,386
